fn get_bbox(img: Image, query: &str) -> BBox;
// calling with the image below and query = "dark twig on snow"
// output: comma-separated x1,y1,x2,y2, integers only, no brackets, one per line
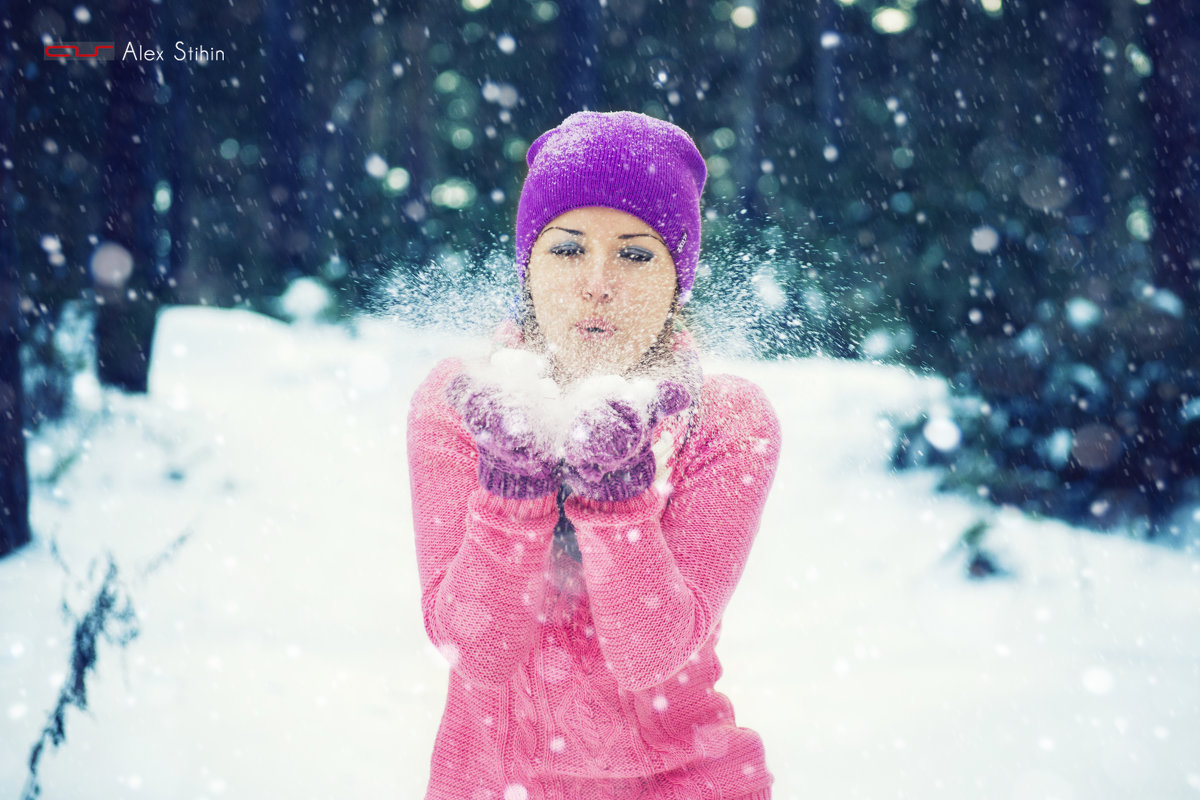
20,526,194,800
138,527,194,580
21,552,138,800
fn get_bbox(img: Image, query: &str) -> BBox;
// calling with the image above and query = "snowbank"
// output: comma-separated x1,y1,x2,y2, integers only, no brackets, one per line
2,306,1197,799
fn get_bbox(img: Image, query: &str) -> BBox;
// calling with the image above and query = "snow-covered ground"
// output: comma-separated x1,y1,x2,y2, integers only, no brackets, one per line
2,306,1198,799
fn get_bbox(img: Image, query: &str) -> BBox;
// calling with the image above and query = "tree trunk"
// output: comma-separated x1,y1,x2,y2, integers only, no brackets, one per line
164,0,190,307
733,0,764,219
265,0,313,282
557,0,603,114
1053,1,1108,235
814,0,842,149
0,0,31,557
95,0,162,392
1143,2,1200,306
396,2,438,272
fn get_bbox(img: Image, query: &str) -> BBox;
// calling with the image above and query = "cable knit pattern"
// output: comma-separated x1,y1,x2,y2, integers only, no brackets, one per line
408,349,782,800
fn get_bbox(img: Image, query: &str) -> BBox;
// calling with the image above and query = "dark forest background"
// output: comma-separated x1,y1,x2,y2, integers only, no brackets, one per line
2,0,1198,556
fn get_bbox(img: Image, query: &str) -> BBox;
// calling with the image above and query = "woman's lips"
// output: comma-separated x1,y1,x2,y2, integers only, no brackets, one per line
576,318,615,340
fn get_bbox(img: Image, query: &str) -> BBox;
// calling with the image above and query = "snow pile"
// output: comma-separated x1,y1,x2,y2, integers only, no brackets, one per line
1,306,1197,800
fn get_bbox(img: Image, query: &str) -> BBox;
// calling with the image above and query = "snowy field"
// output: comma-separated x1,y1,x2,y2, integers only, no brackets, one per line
2,305,1199,799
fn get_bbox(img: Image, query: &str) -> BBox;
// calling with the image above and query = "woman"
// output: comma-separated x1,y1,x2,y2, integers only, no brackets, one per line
407,110,782,800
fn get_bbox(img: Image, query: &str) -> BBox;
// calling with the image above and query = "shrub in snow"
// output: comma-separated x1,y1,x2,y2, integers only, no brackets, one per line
276,277,334,324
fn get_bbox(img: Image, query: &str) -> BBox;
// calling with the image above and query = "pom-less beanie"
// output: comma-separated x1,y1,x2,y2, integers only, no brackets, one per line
515,111,708,299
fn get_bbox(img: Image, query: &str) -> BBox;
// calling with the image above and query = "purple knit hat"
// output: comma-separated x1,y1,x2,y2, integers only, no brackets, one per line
515,111,707,300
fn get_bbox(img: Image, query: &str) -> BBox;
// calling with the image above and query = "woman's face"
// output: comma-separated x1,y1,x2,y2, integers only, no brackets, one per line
525,206,678,382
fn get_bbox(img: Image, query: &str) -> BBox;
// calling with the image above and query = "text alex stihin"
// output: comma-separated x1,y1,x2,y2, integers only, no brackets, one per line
124,42,225,62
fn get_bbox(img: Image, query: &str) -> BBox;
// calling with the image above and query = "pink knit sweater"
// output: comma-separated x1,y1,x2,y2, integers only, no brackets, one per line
408,354,781,800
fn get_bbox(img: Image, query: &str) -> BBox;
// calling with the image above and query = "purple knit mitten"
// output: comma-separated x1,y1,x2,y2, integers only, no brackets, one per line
447,373,561,500
562,380,691,502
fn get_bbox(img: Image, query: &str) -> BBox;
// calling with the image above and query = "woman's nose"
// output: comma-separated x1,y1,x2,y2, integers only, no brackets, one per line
580,253,616,301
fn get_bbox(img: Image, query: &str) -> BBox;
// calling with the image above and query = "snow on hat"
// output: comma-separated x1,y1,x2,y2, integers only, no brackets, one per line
515,110,708,300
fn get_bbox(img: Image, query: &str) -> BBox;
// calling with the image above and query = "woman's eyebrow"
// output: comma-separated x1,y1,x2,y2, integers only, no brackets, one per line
545,227,665,246
620,232,668,248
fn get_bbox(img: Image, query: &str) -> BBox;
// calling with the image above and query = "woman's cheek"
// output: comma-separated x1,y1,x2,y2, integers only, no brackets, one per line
627,325,653,354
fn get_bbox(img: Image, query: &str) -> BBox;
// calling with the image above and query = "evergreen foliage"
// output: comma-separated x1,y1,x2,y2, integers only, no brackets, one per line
7,0,1196,538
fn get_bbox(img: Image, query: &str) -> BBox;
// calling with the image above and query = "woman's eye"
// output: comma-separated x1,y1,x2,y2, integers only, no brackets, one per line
549,242,583,257
620,247,654,262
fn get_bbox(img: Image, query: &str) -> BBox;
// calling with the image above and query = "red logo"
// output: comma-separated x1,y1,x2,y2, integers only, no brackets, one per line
44,42,116,61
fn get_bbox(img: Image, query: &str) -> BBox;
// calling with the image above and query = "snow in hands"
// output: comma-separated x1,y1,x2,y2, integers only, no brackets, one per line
462,347,664,457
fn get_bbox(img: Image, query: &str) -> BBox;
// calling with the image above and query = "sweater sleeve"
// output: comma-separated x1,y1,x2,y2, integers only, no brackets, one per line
407,358,559,687
562,374,782,691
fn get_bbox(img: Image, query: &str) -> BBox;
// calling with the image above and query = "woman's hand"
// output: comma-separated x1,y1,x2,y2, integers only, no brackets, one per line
446,372,562,500
561,379,690,502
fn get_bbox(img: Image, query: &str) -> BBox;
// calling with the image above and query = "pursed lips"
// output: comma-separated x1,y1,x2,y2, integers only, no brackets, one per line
576,318,616,338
